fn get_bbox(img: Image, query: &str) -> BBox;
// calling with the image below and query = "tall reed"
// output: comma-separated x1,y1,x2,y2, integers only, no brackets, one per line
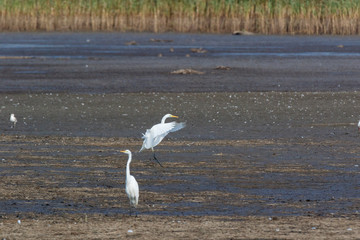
0,0,359,34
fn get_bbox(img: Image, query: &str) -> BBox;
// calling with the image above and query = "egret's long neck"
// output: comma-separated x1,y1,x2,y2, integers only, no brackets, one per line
161,115,169,124
126,152,132,179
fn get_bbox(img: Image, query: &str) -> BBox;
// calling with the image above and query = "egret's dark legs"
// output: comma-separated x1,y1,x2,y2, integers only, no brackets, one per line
152,153,164,167
129,207,138,217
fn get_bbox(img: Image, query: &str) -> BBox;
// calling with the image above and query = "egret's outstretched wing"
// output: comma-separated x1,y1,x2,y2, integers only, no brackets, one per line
169,122,186,133
140,121,186,151
152,121,185,137
151,122,185,147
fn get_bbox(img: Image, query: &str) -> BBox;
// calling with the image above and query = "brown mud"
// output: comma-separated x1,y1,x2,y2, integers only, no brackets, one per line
0,135,359,239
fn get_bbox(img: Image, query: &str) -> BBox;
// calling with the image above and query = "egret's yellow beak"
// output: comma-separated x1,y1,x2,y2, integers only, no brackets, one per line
170,115,179,118
120,150,126,153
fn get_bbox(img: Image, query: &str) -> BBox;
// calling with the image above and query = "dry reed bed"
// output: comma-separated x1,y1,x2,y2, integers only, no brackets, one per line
0,0,359,34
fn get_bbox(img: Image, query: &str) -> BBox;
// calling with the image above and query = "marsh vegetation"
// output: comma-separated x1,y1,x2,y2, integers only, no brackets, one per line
1,0,359,34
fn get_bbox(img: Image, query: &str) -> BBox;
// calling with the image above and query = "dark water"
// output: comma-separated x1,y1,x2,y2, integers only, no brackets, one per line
0,33,359,217
1,33,360,93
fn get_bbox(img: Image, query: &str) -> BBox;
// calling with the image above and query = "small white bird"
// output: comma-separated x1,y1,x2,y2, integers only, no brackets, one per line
10,114,17,128
121,150,139,216
140,114,186,166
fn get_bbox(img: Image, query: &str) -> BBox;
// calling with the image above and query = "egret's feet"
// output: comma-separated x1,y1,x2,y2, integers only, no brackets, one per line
129,208,138,217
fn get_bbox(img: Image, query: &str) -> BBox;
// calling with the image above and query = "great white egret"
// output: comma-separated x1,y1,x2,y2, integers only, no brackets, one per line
140,114,186,167
10,114,17,128
358,120,360,132
120,150,139,216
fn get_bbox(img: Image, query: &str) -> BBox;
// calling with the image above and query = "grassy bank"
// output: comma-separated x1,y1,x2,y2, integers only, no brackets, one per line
0,0,359,34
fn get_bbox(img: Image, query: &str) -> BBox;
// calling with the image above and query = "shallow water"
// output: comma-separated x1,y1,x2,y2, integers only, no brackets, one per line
1,33,360,93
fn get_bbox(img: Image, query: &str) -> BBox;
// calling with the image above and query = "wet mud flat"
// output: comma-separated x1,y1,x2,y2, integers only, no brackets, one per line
1,33,360,238
0,134,359,239
0,91,360,239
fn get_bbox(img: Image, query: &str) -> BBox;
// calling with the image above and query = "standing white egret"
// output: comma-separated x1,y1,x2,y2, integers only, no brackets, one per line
358,120,360,132
120,150,139,216
10,114,17,128
140,114,186,167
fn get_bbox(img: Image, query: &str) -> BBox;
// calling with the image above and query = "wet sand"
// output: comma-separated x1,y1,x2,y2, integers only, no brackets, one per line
0,33,360,239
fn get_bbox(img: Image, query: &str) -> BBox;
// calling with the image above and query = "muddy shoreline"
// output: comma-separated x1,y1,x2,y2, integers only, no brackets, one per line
0,33,359,239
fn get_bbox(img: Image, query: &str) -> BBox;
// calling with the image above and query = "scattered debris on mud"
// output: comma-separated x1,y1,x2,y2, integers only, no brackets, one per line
170,69,205,75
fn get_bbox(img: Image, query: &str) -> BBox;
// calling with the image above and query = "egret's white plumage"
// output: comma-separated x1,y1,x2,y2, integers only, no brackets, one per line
10,113,17,128
139,114,185,166
121,150,139,216
358,120,360,132
140,114,186,152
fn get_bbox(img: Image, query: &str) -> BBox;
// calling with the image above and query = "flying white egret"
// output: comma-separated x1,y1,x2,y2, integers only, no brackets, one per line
140,114,186,167
10,114,17,128
121,150,139,216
